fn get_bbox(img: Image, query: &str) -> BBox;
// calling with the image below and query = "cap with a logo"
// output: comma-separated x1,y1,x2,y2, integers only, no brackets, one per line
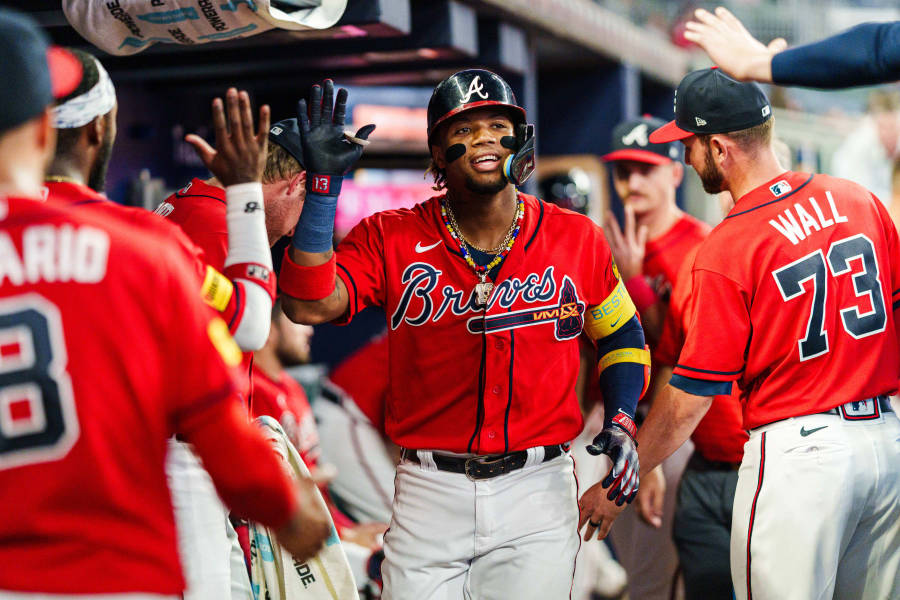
269,118,305,168
0,8,82,133
601,116,682,165
649,68,771,144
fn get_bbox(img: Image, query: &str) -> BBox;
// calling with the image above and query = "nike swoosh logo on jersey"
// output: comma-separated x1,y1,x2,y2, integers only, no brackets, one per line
415,241,442,253
799,425,828,437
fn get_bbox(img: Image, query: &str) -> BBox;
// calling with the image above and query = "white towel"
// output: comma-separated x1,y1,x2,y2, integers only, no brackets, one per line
250,416,359,600
62,0,348,56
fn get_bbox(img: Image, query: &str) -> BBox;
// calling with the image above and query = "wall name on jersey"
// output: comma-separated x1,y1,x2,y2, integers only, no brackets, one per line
391,262,559,330
768,190,848,245
0,225,109,286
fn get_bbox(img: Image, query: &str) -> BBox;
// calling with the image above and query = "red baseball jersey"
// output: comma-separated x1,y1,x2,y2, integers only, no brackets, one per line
328,334,390,433
643,212,710,300
161,178,255,398
159,178,229,270
251,364,320,465
674,171,900,429
335,192,620,454
657,245,747,463
0,196,295,594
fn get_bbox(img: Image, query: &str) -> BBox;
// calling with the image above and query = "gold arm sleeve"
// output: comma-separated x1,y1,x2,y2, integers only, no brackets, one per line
583,279,638,340
200,265,234,312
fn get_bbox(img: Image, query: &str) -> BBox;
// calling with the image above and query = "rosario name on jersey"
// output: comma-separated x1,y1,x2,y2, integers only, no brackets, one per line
674,171,900,429
335,193,621,454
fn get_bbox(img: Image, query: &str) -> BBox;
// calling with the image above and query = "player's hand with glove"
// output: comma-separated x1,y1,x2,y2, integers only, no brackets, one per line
297,79,376,188
578,413,640,541
274,475,333,563
185,87,270,186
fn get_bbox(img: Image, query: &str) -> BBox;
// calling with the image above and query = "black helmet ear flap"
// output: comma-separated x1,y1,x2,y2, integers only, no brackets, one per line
503,123,536,186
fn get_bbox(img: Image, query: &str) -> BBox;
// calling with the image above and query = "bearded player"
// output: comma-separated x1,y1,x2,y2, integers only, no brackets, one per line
277,71,649,598
589,68,900,600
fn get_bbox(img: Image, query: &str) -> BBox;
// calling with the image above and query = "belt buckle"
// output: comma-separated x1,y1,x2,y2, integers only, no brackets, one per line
464,455,506,481
464,457,483,481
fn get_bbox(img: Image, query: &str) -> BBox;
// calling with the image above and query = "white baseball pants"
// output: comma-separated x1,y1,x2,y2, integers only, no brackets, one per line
731,409,900,600
382,449,580,600
166,439,252,600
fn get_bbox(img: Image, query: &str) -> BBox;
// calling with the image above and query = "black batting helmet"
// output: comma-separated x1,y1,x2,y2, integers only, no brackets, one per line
426,69,526,145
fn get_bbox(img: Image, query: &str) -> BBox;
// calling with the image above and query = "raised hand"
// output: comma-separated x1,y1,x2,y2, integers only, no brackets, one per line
296,79,376,179
603,205,648,283
684,7,787,83
185,88,270,187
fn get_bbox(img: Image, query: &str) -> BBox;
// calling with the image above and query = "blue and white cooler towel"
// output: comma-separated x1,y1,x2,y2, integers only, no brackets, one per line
250,416,359,600
63,0,348,55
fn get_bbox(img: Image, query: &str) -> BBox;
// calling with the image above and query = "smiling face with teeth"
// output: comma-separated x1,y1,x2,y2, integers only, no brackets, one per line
431,107,517,196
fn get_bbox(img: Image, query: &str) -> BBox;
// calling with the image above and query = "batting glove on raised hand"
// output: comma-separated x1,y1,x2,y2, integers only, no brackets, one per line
296,79,376,179
586,414,640,506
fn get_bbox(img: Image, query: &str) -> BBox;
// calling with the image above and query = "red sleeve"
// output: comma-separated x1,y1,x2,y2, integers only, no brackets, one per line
334,216,386,323
673,267,751,382
655,247,699,367
161,248,296,529
180,398,297,530
586,220,620,305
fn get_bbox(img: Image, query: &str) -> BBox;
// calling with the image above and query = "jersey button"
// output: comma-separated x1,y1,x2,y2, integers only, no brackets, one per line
491,385,501,395
487,430,496,439
494,339,504,350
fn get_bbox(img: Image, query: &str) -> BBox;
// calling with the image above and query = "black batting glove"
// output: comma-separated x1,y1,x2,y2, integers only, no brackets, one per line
296,80,376,180
586,413,640,506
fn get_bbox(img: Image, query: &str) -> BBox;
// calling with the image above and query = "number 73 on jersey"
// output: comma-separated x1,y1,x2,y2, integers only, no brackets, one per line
773,234,888,361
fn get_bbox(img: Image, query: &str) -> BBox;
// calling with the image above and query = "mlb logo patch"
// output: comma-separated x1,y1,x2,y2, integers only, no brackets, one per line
312,175,331,194
769,180,792,197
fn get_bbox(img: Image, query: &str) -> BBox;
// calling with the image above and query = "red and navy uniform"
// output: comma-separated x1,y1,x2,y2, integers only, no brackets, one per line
672,171,900,428
0,197,295,595
333,192,622,454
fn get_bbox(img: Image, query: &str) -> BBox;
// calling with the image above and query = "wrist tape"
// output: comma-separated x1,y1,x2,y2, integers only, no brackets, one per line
223,182,272,269
278,248,336,301
291,181,341,253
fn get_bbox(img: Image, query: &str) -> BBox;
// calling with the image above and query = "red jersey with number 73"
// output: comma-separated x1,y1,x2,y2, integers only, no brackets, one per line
334,192,621,454
674,171,900,429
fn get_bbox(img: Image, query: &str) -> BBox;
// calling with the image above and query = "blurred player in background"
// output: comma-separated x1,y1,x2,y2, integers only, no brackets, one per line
599,115,708,600
593,67,900,600
315,334,397,525
0,8,329,597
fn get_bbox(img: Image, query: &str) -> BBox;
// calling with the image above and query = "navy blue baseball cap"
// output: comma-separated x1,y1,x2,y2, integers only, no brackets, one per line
269,118,305,168
0,8,82,133
650,68,771,144
602,116,682,165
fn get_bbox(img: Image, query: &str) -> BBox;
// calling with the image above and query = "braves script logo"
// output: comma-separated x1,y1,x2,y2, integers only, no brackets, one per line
391,263,584,340
621,123,649,147
462,75,489,103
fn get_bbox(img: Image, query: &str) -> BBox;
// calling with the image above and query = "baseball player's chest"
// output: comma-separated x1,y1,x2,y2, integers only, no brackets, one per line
385,250,589,343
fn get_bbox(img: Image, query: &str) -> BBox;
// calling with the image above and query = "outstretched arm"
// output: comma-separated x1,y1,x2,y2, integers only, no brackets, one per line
185,88,276,350
279,80,375,324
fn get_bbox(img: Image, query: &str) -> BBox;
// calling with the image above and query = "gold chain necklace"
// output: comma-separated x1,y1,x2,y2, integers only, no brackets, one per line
443,197,519,255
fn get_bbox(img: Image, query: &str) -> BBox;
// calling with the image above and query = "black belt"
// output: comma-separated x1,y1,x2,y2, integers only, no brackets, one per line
402,444,567,480
687,451,740,472
821,396,893,419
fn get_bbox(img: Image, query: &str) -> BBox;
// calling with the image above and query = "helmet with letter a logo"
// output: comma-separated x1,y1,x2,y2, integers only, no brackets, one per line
426,69,527,146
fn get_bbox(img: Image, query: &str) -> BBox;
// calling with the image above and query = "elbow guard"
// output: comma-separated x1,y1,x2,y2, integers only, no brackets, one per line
230,280,273,351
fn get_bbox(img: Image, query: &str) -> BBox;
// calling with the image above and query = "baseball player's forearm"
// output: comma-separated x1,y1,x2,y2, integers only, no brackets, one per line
179,396,298,531
636,384,711,477
595,315,650,428
772,22,900,88
280,246,350,324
